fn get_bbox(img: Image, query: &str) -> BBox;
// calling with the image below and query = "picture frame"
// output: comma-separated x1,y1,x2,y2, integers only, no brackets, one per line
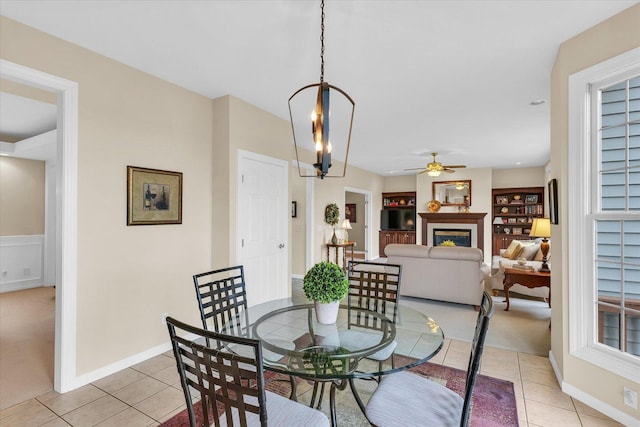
512,227,523,235
345,203,357,223
127,166,182,225
517,217,527,224
291,201,297,218
548,178,559,224
508,217,517,224
525,194,538,203
496,195,508,205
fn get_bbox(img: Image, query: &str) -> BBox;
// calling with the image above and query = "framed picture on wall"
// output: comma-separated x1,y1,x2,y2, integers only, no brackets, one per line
127,166,183,225
345,203,357,223
548,178,559,224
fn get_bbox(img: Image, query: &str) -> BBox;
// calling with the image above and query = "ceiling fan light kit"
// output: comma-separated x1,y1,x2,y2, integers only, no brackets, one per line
289,0,354,179
409,152,466,177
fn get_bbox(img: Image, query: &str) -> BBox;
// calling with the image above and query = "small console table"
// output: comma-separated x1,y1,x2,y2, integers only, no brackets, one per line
326,242,355,271
503,267,551,311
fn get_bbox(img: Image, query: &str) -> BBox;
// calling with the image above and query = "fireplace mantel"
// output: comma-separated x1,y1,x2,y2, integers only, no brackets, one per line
419,212,487,254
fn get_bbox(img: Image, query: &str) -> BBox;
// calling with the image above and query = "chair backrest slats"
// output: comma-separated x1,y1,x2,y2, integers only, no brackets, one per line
460,291,494,427
193,266,249,337
166,316,268,427
347,261,402,330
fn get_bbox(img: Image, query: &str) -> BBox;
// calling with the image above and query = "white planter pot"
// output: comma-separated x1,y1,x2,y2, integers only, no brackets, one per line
314,300,340,324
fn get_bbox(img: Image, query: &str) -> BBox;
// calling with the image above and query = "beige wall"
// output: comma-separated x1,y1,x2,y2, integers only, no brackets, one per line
550,3,640,421
492,167,545,189
383,174,417,192
291,164,306,276
1,16,214,374
0,157,45,235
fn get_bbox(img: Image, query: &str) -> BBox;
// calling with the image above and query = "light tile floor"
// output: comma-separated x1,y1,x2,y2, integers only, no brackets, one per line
0,289,624,427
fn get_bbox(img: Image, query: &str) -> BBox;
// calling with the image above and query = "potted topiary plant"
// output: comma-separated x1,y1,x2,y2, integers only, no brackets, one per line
303,261,349,324
325,203,340,244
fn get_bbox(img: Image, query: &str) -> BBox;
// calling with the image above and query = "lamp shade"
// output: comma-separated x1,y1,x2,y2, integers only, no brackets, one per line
341,219,352,230
529,218,551,238
427,170,441,177
493,217,503,225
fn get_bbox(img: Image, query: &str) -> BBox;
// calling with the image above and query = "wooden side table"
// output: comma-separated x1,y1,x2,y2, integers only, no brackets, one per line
326,242,355,271
503,267,551,311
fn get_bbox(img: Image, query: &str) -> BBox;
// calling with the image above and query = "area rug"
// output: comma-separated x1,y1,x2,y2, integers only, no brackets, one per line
160,359,518,426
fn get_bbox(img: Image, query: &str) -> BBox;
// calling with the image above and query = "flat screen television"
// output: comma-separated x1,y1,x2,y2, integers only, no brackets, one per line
381,208,416,231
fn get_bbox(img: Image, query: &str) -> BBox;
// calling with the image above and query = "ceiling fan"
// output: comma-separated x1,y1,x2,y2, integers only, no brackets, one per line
406,152,467,177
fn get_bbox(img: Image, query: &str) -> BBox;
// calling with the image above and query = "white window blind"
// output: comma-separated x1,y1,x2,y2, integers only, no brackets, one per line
595,76,640,357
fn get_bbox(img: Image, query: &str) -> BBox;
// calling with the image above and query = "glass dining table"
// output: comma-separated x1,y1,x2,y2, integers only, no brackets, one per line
220,298,445,426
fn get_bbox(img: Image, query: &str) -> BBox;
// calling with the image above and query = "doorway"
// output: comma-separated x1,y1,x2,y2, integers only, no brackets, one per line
344,187,372,260
1,59,79,394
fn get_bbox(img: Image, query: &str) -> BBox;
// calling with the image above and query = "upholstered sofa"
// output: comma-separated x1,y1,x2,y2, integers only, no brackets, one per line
490,239,550,301
384,244,487,306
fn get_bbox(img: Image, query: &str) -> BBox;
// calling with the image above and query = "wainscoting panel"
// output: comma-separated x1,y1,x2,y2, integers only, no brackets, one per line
0,235,44,293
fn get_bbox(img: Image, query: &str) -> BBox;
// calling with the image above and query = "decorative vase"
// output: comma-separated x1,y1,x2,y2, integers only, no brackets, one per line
314,300,340,324
427,200,441,213
331,228,338,244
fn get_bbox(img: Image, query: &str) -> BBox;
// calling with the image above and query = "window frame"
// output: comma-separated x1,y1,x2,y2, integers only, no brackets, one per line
568,47,640,382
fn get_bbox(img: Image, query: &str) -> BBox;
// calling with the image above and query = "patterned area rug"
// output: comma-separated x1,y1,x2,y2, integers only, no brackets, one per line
160,358,518,426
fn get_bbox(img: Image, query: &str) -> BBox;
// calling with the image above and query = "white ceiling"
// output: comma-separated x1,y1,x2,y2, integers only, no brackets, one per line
1,0,637,175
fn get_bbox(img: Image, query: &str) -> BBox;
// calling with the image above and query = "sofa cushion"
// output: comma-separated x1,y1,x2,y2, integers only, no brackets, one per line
503,240,536,259
520,243,541,260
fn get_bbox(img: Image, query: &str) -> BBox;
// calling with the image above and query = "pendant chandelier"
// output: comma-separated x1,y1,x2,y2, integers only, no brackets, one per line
289,0,355,179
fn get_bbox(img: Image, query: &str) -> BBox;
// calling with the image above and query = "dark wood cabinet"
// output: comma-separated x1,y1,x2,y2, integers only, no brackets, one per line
379,230,416,257
379,191,417,257
492,187,544,256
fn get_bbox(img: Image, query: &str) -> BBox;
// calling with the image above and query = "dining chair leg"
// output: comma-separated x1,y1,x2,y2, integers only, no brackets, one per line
288,375,298,401
348,377,367,416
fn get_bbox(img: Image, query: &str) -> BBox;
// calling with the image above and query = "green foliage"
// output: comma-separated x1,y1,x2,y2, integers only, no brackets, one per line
324,203,340,226
303,262,349,303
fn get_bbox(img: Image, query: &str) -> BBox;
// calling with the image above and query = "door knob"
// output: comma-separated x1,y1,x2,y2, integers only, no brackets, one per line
278,243,285,249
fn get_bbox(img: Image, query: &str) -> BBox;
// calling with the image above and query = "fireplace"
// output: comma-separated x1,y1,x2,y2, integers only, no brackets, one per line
419,212,487,254
434,229,472,247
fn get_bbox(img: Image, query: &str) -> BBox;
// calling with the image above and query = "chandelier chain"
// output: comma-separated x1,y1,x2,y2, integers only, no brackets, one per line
320,0,325,82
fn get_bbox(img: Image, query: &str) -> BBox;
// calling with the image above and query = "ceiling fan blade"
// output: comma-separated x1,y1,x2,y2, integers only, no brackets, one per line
417,169,428,175
443,169,456,173
404,167,426,171
443,165,466,169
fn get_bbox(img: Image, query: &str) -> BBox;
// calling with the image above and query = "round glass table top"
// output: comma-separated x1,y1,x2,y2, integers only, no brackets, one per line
220,298,444,380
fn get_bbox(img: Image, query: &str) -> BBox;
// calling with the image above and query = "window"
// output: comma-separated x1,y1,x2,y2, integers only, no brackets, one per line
596,77,640,356
569,48,640,382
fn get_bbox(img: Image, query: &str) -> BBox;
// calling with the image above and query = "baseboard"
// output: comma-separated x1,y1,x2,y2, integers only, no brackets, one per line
72,331,198,390
549,350,638,425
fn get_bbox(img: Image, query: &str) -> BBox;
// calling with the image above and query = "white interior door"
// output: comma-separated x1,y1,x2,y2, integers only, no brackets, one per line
237,150,288,305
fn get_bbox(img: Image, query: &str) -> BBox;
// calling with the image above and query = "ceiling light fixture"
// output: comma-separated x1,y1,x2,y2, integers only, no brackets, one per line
289,0,355,179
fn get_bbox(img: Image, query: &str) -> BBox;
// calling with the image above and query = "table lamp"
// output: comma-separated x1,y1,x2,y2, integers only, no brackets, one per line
341,219,352,243
529,218,551,272
493,217,503,225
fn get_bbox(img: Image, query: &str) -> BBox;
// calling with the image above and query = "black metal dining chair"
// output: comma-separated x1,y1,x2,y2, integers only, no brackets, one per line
365,291,495,427
339,260,402,413
193,266,297,399
166,316,330,427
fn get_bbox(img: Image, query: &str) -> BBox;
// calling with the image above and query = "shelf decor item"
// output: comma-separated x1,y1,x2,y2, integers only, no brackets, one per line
303,261,349,324
427,199,442,212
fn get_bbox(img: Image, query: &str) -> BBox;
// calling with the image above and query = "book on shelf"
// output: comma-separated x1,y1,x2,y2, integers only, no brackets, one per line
510,264,535,271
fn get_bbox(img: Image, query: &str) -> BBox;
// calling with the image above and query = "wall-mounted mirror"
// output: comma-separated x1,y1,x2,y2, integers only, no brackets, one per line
432,180,472,206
